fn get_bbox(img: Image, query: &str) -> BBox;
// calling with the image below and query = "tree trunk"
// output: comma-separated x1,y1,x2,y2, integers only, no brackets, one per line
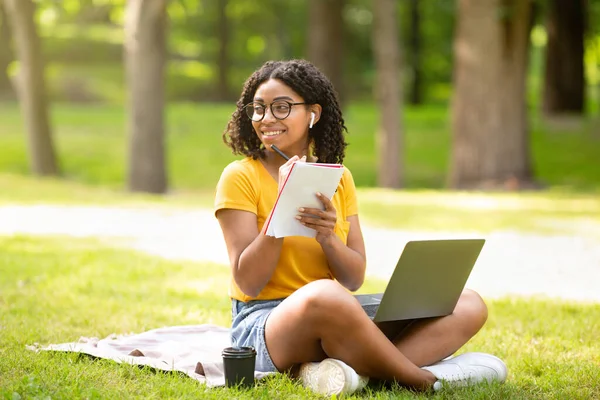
450,0,534,190
0,3,15,99
542,0,586,115
372,0,403,188
125,0,168,194
3,0,58,176
307,0,345,105
408,0,422,105
216,0,230,101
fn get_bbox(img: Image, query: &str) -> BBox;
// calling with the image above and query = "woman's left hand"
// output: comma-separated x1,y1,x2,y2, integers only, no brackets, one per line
296,192,337,245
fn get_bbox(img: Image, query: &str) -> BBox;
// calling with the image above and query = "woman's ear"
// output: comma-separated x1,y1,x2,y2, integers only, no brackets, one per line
309,104,322,127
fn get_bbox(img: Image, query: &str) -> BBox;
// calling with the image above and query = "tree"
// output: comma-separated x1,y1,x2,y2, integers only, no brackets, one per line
3,0,58,176
542,0,586,115
0,3,14,99
450,0,535,190
307,0,345,104
125,0,168,194
372,0,403,188
407,0,423,105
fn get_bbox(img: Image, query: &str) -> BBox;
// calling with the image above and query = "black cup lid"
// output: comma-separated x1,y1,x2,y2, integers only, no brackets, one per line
222,346,256,357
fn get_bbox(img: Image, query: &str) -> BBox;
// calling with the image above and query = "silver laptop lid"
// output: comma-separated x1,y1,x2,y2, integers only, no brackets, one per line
374,239,485,322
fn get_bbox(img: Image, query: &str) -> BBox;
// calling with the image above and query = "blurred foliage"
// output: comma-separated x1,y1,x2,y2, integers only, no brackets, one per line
7,0,456,103
0,0,596,107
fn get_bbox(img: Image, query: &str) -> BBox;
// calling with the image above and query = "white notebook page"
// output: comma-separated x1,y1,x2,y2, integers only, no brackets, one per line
265,162,344,238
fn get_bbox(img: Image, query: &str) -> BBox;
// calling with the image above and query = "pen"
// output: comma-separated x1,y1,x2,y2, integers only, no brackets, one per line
270,144,290,161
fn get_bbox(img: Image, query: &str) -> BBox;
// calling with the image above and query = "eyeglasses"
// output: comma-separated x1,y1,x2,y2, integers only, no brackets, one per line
244,101,307,122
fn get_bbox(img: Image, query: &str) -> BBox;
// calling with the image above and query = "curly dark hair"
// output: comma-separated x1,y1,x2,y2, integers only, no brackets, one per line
222,59,348,164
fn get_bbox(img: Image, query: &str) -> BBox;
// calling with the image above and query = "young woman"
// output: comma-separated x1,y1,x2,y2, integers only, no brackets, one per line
214,59,507,396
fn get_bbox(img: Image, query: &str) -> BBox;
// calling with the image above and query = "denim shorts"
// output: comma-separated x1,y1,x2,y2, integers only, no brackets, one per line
231,298,284,373
230,296,380,373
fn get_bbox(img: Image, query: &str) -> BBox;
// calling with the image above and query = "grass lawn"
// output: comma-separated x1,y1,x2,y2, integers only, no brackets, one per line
1,236,599,399
1,102,600,192
1,102,599,398
2,171,599,236
1,102,599,235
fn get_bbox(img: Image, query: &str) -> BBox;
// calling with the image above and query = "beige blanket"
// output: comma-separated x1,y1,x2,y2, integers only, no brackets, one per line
28,324,274,387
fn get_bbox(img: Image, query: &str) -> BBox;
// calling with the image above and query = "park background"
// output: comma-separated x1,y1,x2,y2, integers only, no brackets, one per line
1,0,600,399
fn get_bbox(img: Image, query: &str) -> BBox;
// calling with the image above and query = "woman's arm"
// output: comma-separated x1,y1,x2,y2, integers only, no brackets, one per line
217,209,283,298
297,193,366,291
217,155,303,298
320,214,366,291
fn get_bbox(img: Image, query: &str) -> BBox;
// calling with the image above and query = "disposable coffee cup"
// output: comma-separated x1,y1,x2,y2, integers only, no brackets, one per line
222,346,256,388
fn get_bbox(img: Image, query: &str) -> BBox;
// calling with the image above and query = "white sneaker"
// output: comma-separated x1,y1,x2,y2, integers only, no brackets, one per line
298,358,369,396
422,352,508,391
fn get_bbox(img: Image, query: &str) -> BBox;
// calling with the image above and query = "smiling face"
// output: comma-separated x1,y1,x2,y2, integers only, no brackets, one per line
251,79,316,158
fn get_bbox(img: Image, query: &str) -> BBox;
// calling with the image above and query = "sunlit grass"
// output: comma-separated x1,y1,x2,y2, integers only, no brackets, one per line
0,173,215,208
1,102,599,235
1,102,599,191
1,236,598,399
356,188,600,234
2,172,599,236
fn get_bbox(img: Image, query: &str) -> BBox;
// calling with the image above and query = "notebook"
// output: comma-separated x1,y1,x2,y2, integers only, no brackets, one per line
356,239,485,323
264,162,344,238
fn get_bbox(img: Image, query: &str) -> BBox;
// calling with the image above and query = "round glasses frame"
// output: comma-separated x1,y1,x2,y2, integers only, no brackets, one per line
244,101,307,122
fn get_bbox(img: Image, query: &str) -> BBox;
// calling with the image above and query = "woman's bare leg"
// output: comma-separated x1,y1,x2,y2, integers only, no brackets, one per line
264,279,437,389
389,289,489,367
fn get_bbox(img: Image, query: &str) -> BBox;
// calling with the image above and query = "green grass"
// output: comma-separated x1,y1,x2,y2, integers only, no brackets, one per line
1,236,599,399
1,102,599,235
1,102,600,191
2,172,599,236
355,188,600,235
0,172,216,208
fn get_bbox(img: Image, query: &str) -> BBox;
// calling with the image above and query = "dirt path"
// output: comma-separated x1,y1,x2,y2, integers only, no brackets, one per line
1,204,599,302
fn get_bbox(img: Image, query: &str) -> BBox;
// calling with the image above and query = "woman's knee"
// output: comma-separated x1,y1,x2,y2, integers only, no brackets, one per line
293,280,359,324
456,289,488,334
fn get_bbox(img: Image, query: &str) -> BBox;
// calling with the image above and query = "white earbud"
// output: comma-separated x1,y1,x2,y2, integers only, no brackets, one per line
309,112,316,129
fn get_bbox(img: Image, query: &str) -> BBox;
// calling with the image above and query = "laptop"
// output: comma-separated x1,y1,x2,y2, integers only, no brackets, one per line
356,239,485,323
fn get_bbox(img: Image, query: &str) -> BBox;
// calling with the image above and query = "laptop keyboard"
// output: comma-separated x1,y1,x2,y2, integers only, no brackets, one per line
361,303,380,319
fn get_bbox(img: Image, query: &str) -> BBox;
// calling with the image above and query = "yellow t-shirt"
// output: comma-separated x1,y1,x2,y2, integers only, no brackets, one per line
214,157,358,302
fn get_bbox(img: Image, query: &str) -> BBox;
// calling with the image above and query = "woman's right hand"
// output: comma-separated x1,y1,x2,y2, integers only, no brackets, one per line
278,155,306,192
